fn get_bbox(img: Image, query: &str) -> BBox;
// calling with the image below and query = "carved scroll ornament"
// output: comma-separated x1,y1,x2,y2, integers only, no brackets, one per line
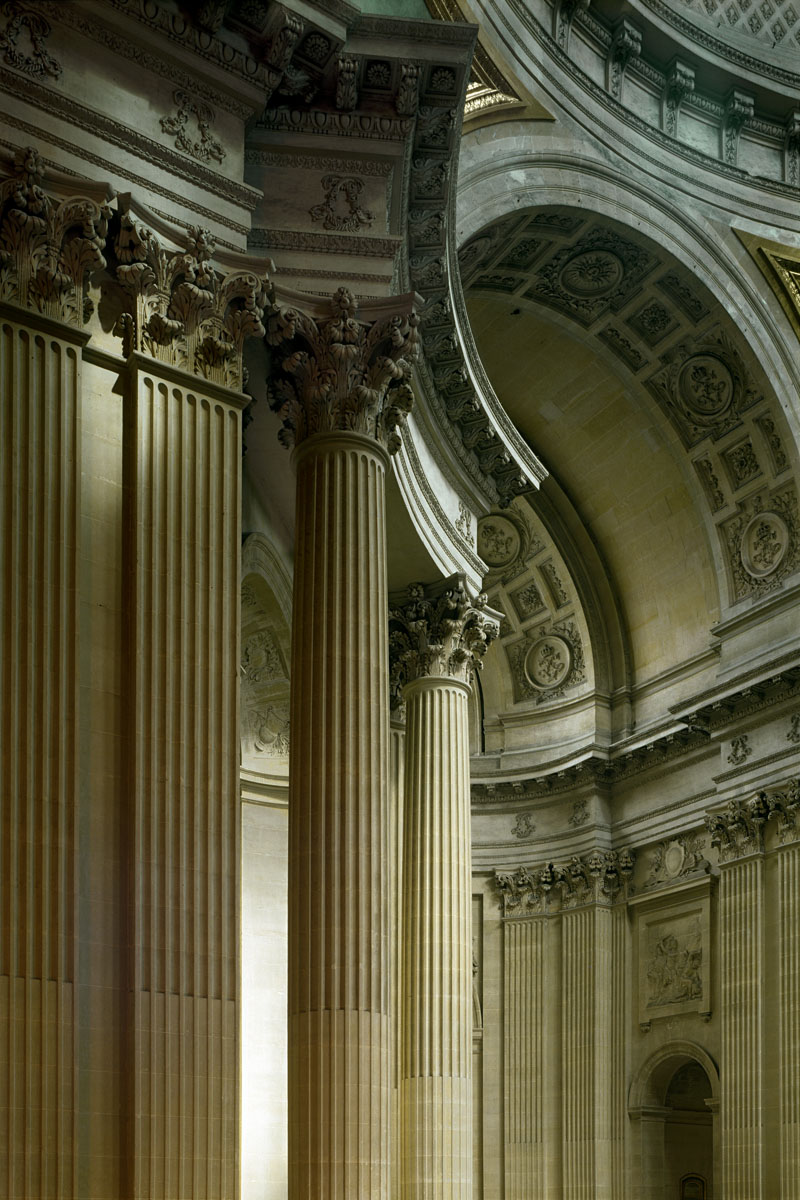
0,146,111,324
115,215,272,390
266,287,419,453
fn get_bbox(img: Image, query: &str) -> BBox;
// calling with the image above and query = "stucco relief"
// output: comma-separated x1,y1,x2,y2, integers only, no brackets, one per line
634,887,712,1029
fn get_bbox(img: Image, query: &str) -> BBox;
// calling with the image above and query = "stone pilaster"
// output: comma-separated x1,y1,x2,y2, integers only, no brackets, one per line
390,578,499,1200
707,796,767,1199
270,287,418,1200
117,220,270,1197
494,851,633,1199
0,147,109,1199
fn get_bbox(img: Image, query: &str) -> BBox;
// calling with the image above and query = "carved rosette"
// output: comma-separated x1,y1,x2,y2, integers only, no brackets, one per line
708,782,800,854
266,287,419,453
495,848,635,914
389,574,501,695
115,214,272,390
0,146,111,324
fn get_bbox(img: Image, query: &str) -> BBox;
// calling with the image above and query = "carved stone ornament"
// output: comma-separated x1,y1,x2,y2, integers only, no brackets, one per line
662,60,694,138
160,90,225,165
0,1,61,78
266,287,419,453
115,214,272,390
707,784,800,859
0,146,111,324
495,848,635,914
511,812,536,839
525,634,572,691
678,354,734,421
740,511,789,578
389,574,501,692
477,514,520,568
646,832,708,888
309,175,374,233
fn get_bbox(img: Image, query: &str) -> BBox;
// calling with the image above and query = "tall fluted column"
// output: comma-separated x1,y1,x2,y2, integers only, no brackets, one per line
116,209,271,1198
390,579,499,1200
269,288,418,1200
0,148,110,1199
708,798,767,1200
390,711,407,1200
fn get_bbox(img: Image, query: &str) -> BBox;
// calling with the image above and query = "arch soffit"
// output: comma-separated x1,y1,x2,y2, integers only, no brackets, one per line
628,1040,720,1111
454,136,800,445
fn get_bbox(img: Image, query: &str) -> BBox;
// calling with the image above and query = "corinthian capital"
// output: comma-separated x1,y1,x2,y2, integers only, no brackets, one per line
389,574,501,691
115,205,273,390
266,287,419,453
0,146,111,325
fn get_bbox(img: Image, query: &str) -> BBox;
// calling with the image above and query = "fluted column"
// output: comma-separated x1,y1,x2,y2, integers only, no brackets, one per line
116,210,271,1198
268,287,419,1200
390,579,499,1200
708,798,767,1200
390,712,407,1200
0,147,110,1200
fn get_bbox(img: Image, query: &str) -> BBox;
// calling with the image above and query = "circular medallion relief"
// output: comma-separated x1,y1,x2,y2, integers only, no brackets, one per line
559,250,624,298
477,515,520,568
740,510,789,578
524,635,572,691
678,354,734,420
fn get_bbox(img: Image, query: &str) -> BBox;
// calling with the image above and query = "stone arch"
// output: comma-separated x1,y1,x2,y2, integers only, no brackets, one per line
629,1042,719,1200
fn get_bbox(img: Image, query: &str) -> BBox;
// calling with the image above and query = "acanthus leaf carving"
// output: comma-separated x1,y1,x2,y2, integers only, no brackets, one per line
389,574,501,692
494,847,635,913
0,145,111,324
266,287,419,453
115,214,272,390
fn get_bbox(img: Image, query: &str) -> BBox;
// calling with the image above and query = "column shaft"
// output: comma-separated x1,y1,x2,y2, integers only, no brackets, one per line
123,360,241,1199
503,918,546,1199
288,432,390,1200
719,855,764,1198
1,313,82,1198
401,676,472,1200
778,844,800,1194
391,716,406,1200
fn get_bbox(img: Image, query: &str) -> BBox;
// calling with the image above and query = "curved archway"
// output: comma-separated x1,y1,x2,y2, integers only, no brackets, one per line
629,1043,719,1200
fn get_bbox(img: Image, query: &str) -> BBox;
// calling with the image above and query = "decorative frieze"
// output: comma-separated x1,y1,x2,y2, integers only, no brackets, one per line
645,832,709,888
267,287,418,452
115,212,272,389
495,849,635,914
308,174,374,232
0,146,111,324
389,574,500,690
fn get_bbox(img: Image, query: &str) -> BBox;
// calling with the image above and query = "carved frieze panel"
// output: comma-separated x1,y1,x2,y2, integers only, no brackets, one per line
722,437,762,490
637,899,710,1029
756,413,789,474
693,456,726,512
625,298,677,347
0,146,111,325
720,484,799,601
508,578,546,622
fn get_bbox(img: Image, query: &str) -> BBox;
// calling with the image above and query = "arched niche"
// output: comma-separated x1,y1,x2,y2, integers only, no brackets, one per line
629,1042,719,1200
240,533,292,779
